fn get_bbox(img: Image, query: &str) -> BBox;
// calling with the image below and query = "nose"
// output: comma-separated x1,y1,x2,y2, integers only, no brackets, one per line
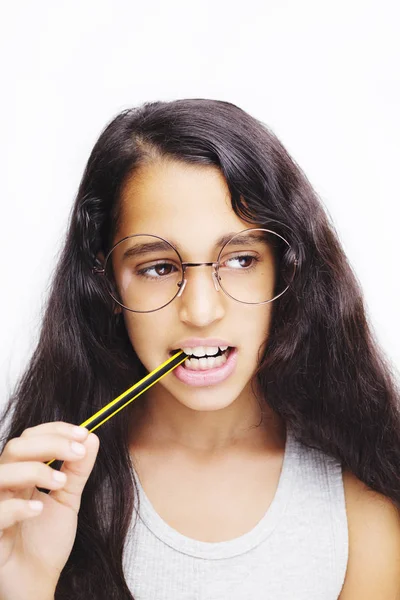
177,265,225,327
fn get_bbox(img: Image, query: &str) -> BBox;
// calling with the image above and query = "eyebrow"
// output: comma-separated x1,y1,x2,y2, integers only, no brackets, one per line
214,232,266,247
121,232,265,260
122,240,172,260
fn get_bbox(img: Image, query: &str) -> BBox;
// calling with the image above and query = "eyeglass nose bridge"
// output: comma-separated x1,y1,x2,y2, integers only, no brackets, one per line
177,262,221,297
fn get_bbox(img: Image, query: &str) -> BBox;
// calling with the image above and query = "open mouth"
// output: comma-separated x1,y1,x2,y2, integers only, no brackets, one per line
169,346,234,370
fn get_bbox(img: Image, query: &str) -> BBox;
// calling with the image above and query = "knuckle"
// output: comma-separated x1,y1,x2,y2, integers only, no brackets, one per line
4,438,18,458
21,426,34,438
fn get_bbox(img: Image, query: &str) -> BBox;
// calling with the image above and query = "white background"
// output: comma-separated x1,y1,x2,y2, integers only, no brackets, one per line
1,0,399,407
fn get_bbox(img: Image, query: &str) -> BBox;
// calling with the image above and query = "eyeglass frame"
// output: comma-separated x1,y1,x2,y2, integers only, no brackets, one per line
93,227,299,313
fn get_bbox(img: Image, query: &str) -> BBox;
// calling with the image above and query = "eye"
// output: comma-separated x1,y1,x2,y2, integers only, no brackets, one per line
223,254,258,269
138,262,179,279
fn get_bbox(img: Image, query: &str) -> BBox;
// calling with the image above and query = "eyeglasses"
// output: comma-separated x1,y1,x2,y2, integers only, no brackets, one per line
93,228,298,313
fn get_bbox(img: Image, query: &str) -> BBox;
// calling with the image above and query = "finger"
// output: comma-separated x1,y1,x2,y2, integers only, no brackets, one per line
51,433,99,513
0,434,90,465
0,461,67,493
20,422,88,441
0,497,44,531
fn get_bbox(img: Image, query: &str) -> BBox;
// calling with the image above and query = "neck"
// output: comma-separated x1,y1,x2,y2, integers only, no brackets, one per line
128,383,285,455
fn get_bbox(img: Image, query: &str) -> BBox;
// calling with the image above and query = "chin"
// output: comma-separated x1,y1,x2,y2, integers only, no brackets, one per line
166,375,251,411
176,393,239,412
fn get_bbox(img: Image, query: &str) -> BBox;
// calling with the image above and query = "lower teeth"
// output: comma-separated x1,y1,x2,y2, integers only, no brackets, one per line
184,349,230,371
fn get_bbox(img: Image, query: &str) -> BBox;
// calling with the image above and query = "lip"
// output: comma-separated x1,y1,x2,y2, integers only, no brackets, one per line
169,338,234,352
172,347,238,387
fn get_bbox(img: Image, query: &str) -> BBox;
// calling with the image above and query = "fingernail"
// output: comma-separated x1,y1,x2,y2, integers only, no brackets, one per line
52,470,67,483
72,426,88,440
29,500,44,512
70,441,86,456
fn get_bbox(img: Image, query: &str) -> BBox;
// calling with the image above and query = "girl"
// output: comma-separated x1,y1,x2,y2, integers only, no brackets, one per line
0,99,399,600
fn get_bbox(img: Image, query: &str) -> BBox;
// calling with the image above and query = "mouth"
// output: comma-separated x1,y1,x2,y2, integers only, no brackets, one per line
169,345,234,371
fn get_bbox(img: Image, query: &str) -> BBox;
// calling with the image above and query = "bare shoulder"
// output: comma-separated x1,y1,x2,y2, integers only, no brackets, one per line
339,468,400,599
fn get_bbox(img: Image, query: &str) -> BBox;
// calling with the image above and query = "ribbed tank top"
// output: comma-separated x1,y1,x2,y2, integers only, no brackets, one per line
123,426,349,599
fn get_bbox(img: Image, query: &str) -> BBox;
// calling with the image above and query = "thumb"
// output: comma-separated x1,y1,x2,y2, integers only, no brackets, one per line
50,433,100,512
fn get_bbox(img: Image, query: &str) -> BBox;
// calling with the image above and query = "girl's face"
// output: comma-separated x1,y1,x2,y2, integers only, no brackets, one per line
115,159,275,412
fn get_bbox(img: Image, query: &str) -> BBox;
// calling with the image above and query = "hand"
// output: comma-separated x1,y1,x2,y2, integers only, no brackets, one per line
0,422,99,600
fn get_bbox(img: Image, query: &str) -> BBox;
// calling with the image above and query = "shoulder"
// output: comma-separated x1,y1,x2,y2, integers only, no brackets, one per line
339,468,400,599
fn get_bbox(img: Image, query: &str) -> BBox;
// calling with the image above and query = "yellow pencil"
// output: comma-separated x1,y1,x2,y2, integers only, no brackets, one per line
46,351,186,467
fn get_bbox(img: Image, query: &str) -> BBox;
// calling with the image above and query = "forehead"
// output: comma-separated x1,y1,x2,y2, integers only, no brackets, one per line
116,160,253,250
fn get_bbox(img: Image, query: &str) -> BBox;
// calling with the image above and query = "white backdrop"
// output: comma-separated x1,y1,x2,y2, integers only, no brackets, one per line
1,0,399,407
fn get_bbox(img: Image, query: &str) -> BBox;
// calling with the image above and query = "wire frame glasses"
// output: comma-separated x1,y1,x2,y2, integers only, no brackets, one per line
94,228,298,313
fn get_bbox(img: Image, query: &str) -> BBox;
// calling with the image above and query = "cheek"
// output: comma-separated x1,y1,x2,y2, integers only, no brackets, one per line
122,312,170,356
242,305,273,334
122,313,148,352
240,307,273,357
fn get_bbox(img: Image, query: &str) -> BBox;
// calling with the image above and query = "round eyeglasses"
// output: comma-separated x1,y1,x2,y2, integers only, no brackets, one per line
93,228,298,313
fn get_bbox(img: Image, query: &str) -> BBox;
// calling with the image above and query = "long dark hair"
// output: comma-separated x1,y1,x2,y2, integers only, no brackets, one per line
1,99,399,599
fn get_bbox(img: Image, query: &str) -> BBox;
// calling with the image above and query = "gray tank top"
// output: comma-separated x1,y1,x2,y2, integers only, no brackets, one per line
123,426,349,599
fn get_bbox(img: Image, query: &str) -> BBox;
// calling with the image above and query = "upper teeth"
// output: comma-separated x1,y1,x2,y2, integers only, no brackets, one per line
182,345,228,357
